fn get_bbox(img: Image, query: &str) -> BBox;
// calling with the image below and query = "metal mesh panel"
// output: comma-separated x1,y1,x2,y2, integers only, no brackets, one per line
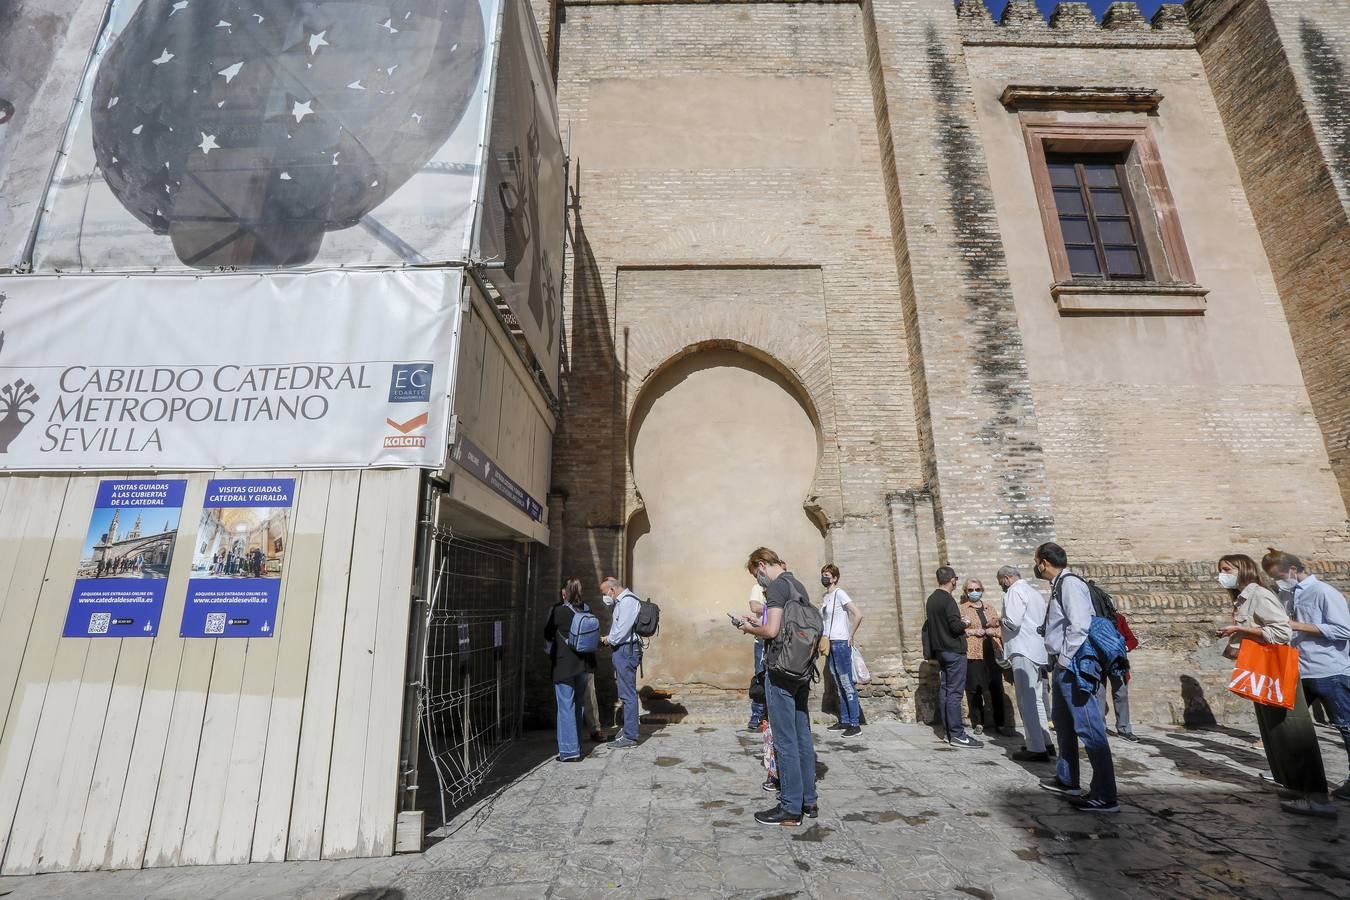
417,528,529,824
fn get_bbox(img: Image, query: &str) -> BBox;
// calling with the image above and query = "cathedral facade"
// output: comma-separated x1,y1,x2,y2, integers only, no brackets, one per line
534,0,1350,724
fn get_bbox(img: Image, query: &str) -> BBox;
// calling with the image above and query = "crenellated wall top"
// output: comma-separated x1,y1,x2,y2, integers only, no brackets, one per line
960,2,1196,49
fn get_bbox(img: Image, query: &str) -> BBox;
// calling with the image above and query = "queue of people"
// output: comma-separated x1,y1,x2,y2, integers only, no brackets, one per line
543,539,1349,827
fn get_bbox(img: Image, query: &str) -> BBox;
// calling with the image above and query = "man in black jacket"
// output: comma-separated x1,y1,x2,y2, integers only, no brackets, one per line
926,565,981,748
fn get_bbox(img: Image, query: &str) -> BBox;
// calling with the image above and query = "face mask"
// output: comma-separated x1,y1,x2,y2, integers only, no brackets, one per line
601,592,615,608
755,573,770,589
821,576,833,587
1216,572,1238,590
1276,578,1296,592
968,591,983,600
1033,564,1045,581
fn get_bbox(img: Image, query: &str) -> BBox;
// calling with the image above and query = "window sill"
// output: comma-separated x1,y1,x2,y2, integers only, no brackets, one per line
1051,280,1208,315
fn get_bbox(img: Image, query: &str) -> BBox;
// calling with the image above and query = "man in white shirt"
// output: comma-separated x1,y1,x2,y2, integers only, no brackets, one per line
997,565,1053,762
599,576,643,748
1036,542,1118,814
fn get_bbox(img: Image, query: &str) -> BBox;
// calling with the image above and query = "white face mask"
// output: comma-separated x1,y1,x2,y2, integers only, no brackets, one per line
1276,578,1296,592
601,591,615,608
1216,572,1239,590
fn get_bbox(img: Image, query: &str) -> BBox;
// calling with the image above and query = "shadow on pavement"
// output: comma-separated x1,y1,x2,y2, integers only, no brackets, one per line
990,782,1349,898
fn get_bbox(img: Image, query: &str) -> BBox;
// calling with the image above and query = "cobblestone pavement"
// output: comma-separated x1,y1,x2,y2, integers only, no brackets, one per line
4,721,1348,899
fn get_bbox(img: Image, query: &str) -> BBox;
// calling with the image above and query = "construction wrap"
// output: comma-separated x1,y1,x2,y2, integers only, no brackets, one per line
0,268,460,470
25,0,563,395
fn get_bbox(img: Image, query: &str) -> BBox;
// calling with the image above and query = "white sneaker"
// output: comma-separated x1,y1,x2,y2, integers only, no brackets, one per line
1281,797,1338,819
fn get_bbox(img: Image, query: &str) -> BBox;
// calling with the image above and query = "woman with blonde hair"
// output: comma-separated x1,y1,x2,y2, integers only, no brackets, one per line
1215,553,1335,818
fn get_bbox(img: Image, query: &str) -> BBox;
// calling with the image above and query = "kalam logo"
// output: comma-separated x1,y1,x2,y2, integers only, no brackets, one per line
389,363,433,403
384,411,429,449
0,379,40,453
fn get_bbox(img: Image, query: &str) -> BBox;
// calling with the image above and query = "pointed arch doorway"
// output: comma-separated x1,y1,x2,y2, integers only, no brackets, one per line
628,347,824,692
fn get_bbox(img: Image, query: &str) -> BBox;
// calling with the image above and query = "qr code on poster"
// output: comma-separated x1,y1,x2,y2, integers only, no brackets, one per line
88,612,111,634
205,613,227,635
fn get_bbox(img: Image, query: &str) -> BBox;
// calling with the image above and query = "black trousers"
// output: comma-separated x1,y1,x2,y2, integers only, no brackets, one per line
965,658,1006,730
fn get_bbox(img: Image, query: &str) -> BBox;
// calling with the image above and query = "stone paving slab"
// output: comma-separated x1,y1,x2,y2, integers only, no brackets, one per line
2,721,1348,899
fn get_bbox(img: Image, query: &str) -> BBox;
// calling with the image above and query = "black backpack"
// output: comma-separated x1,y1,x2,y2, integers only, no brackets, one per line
633,597,660,638
766,577,822,684
1041,573,1119,636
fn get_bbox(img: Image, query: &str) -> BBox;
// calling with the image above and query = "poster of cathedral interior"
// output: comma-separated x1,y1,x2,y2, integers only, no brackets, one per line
63,478,187,638
181,477,294,638
30,0,497,271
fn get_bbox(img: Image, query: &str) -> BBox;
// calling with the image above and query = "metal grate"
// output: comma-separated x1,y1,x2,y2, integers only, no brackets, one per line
416,528,530,824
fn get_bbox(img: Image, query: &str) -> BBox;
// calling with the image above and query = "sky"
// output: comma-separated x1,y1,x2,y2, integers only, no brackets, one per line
982,0,1168,20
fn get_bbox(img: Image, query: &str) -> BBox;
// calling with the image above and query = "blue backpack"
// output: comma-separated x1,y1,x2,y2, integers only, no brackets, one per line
564,607,601,654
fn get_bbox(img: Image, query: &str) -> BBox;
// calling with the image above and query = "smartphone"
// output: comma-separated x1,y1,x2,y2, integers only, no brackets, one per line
727,612,744,628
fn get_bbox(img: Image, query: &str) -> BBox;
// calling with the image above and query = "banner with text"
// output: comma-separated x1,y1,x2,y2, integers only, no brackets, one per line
182,478,295,638
0,269,460,470
64,478,187,638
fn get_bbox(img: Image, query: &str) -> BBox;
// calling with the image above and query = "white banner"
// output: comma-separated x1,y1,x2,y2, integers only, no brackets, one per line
29,0,499,272
0,269,460,470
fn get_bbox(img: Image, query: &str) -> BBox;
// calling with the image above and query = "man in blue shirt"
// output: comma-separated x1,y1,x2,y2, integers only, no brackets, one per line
599,576,643,748
1265,550,1350,800
1036,541,1118,814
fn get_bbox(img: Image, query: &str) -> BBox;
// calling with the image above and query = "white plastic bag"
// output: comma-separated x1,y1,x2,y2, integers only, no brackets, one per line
852,647,872,684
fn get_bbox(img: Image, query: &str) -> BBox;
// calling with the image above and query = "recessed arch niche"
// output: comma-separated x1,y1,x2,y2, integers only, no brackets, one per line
628,347,824,690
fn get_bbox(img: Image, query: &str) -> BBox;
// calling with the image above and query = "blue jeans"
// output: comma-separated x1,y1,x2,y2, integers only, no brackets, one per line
937,651,968,740
612,641,642,741
554,673,589,758
765,676,817,815
829,640,861,726
1051,667,1117,803
1303,674,1350,769
749,640,766,724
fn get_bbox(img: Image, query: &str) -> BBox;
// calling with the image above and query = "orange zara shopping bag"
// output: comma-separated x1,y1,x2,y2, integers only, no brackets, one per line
1227,640,1299,710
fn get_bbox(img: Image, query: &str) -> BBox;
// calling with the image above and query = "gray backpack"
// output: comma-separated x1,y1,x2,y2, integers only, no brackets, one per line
766,576,822,685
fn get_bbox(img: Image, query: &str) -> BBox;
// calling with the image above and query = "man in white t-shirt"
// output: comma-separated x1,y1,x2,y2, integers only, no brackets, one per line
820,564,864,736
997,565,1054,762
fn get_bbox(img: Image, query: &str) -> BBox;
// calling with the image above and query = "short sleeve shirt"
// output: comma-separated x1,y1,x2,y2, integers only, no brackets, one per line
821,588,854,641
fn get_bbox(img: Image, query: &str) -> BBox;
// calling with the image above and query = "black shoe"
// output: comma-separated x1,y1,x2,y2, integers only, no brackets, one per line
827,722,847,731
802,804,818,819
761,779,779,793
1070,796,1120,814
1118,731,1141,743
950,734,983,749
754,806,802,826
1013,749,1052,762
1046,743,1056,757
842,726,862,737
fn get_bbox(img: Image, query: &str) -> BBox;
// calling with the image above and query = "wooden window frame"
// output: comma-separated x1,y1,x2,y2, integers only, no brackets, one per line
1047,152,1153,281
1023,121,1197,287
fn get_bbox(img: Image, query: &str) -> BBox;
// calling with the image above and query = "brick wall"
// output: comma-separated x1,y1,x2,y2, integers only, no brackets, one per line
1188,0,1350,513
532,0,1350,727
531,1,930,724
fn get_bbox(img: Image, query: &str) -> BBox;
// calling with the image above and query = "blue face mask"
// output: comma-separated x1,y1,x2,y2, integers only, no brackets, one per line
968,591,983,601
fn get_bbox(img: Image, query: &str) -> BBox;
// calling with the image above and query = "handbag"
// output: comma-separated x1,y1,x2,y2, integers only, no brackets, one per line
748,670,766,705
1227,639,1299,710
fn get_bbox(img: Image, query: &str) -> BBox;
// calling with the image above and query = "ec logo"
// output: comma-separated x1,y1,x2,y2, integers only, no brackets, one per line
388,363,433,403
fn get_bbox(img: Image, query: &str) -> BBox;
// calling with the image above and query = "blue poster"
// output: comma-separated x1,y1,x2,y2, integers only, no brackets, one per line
64,479,187,638
181,478,295,638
